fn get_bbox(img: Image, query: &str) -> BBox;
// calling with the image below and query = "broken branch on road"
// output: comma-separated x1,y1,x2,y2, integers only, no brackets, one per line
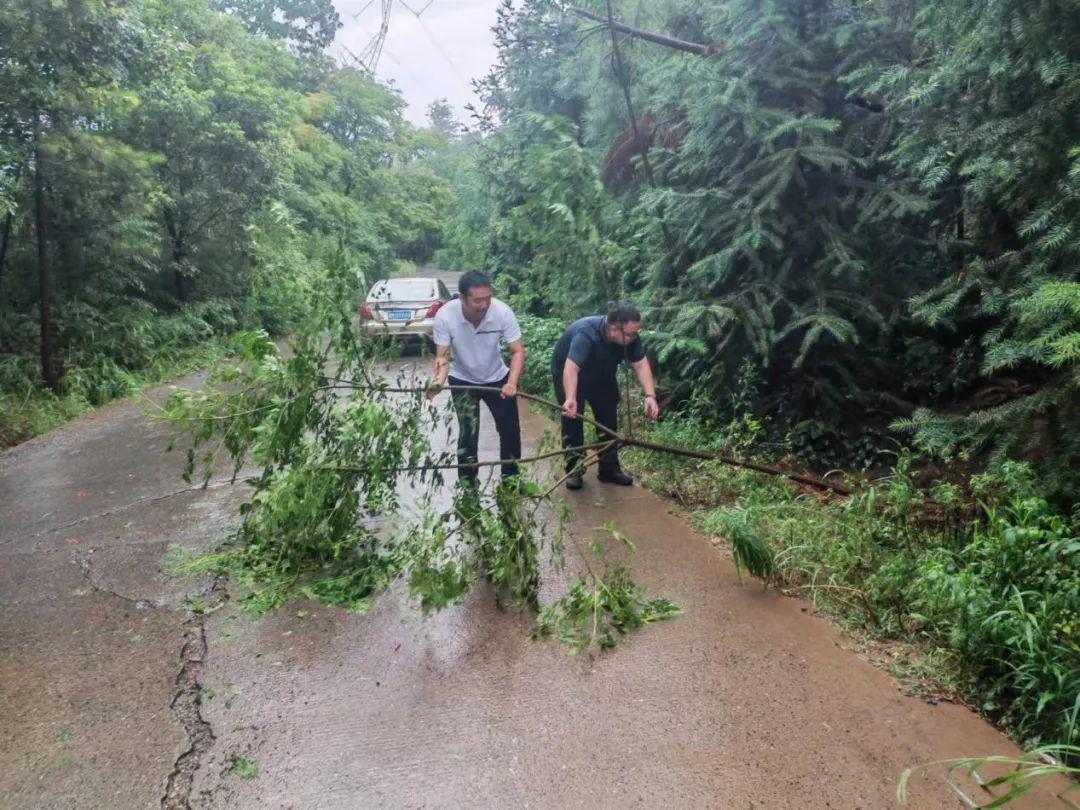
161,321,679,651
343,382,851,495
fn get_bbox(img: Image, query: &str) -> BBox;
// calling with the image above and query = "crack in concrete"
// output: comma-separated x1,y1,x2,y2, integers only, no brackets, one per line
3,478,243,547
73,549,159,609
161,575,228,810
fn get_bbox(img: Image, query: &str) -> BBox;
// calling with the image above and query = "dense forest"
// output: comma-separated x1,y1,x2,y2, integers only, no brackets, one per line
425,0,1080,504
1,0,1078,770
4,0,1078,498
0,0,449,442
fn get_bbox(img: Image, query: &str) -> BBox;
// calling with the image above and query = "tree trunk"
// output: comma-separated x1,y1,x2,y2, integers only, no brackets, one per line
34,115,58,391
165,210,188,302
173,236,187,301
57,189,83,301
0,164,21,298
0,209,13,298
569,7,717,56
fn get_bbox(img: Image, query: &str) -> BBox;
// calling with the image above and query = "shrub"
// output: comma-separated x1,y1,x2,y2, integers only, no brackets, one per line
515,314,565,396
631,408,1079,754
1,297,237,446
898,496,1080,748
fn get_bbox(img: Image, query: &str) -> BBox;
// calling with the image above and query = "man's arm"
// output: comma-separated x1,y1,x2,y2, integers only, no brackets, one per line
561,359,581,418
632,358,659,420
426,343,451,401
501,339,525,398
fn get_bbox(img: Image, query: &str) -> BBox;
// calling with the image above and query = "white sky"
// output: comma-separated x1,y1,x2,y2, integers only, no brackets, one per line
330,0,504,126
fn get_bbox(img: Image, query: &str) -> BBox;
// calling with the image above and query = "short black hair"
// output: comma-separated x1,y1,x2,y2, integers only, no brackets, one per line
605,302,641,326
459,271,493,297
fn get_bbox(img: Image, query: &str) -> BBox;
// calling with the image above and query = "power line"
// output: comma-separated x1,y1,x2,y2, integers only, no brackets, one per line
397,0,435,17
351,0,376,20
340,0,474,109
414,14,469,84
378,44,435,95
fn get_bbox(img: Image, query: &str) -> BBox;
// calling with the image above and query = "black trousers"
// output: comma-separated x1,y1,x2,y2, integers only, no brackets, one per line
449,374,522,482
552,375,621,474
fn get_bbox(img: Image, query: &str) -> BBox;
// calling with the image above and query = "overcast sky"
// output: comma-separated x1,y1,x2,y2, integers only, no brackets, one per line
330,0,504,126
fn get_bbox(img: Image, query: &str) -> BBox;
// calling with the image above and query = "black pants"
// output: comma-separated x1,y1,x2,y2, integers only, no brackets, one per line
552,376,620,474
449,374,522,482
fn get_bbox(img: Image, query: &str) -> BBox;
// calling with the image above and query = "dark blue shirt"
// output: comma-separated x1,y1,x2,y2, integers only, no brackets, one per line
551,316,646,389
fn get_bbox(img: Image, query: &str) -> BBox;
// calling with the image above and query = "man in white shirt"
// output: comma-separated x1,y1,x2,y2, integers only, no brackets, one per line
427,271,526,485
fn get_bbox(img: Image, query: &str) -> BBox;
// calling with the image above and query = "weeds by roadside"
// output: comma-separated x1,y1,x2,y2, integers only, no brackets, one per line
898,745,1079,807
626,410,1080,763
1,301,237,448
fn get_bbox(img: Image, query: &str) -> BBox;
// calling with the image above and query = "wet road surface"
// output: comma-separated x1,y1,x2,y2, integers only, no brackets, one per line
0,357,1067,808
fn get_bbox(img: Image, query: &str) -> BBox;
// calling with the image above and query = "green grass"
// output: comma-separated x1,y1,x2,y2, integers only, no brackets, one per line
898,745,1080,806
231,757,259,780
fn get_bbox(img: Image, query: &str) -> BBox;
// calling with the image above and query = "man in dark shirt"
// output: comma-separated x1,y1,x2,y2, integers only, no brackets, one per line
551,303,659,490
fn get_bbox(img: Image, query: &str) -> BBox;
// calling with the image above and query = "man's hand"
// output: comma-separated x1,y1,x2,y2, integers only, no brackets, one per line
500,381,518,399
643,394,660,420
428,345,450,402
562,399,578,418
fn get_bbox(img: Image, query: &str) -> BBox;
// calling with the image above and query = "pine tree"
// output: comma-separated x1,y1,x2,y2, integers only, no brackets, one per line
885,0,1080,495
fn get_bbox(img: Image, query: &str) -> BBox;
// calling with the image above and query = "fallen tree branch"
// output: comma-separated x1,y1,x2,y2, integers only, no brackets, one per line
321,440,615,474
359,382,853,496
567,8,890,116
568,7,718,57
624,435,852,495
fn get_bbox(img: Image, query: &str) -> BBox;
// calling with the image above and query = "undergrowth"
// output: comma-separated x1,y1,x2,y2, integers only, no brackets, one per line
0,341,230,447
0,300,238,448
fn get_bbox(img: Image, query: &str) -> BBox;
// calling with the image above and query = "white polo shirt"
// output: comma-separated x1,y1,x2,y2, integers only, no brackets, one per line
432,297,522,384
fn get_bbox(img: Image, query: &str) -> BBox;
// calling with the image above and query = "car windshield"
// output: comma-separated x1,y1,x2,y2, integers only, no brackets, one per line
369,279,435,301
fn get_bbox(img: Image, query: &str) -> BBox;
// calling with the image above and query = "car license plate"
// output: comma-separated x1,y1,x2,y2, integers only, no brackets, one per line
386,310,411,321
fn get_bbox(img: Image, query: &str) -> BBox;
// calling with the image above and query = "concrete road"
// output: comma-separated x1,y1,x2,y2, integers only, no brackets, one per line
0,352,1066,808
0,378,247,808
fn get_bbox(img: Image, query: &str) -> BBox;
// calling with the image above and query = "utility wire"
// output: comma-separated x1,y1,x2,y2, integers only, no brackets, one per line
414,15,471,85
398,0,435,16
352,0,376,20
378,43,437,94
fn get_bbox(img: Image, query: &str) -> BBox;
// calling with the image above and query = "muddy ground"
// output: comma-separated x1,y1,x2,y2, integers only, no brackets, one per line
0,351,1068,808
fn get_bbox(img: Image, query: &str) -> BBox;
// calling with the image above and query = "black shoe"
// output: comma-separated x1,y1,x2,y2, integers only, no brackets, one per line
597,468,634,486
565,471,584,490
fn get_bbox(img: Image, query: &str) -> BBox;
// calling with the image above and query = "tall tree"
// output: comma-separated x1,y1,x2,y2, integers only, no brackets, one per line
0,0,157,388
475,0,927,412
886,0,1080,494
130,1,297,302
213,0,340,52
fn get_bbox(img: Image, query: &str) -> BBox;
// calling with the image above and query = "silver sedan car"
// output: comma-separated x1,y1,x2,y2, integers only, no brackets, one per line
360,276,454,343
